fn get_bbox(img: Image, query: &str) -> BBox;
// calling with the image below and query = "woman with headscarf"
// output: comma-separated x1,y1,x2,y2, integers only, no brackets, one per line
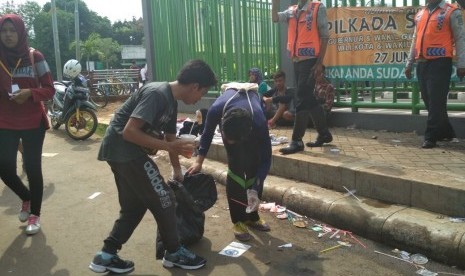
248,68,269,96
0,14,55,235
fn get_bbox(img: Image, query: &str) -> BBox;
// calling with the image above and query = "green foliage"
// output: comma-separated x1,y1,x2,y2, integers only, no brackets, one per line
112,18,144,45
0,1,41,38
2,0,143,78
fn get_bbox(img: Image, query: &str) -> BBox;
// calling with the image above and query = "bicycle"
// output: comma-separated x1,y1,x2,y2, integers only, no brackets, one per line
89,84,109,108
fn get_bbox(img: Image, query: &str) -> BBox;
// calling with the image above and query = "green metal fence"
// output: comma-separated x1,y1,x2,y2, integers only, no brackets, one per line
148,0,280,88
325,0,465,114
146,0,465,114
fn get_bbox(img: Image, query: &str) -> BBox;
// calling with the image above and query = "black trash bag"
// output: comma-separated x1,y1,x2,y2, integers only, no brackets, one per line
156,173,217,259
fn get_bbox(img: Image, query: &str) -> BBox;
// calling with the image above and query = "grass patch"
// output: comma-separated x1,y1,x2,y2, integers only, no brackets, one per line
95,123,108,137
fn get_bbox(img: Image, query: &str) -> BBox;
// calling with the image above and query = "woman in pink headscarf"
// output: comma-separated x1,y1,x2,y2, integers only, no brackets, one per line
0,14,55,235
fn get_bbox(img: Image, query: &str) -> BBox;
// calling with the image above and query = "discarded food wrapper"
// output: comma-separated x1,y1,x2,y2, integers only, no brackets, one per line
410,253,428,265
270,136,288,146
323,226,333,233
286,209,304,218
276,213,288,219
399,250,410,260
415,268,438,276
270,205,286,213
278,243,292,248
259,202,276,210
312,226,323,232
293,220,307,228
337,241,352,247
219,242,251,258
449,217,465,223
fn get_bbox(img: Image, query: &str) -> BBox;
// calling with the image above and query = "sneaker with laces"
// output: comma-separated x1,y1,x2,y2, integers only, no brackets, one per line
25,215,40,235
246,218,271,232
233,222,251,241
19,201,30,223
89,251,135,274
162,246,206,270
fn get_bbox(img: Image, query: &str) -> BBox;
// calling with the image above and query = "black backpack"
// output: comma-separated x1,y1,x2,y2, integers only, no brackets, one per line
156,173,217,259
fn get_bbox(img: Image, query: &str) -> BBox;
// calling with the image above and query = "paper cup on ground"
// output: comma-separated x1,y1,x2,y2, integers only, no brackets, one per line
179,134,196,158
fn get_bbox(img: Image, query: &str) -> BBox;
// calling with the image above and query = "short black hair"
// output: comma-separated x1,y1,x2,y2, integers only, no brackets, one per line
221,108,252,142
177,59,218,89
273,70,286,80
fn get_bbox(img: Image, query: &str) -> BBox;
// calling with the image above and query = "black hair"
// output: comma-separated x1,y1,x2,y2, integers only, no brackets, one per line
221,108,252,142
177,59,218,89
273,70,286,80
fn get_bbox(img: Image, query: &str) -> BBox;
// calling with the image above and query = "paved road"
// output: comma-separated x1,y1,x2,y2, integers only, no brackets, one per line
0,130,463,275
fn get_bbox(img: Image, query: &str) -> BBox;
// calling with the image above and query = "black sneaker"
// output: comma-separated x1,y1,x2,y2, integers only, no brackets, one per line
162,246,206,270
89,251,134,274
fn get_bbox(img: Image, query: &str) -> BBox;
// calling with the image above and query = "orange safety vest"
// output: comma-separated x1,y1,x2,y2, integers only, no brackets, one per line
287,2,321,58
414,3,458,60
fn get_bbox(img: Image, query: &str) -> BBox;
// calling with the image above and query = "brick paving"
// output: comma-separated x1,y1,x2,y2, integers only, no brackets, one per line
100,109,465,178
269,126,465,178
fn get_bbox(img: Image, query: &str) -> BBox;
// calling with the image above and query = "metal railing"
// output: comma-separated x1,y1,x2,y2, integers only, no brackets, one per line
145,0,465,114
148,0,280,86
86,69,140,96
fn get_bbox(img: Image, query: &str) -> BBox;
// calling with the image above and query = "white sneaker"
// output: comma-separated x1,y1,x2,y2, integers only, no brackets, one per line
26,215,40,235
18,201,30,222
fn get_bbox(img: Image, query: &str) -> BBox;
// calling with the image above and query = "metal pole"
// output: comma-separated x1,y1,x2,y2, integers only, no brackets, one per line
51,0,62,81
75,0,80,60
142,0,154,81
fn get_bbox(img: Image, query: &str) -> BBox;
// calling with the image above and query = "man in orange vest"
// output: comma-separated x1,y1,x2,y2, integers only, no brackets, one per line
272,0,332,155
405,0,465,148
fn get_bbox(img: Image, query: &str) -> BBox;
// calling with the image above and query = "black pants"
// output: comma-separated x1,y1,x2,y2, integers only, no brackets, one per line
294,59,320,112
224,140,262,224
102,156,179,254
416,58,455,142
0,122,46,216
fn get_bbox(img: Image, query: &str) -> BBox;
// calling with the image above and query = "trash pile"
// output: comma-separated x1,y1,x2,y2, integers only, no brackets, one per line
258,201,366,254
257,199,459,276
269,134,288,146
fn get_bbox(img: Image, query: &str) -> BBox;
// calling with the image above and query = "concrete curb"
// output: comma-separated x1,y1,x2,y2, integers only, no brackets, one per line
204,143,465,217
166,154,465,268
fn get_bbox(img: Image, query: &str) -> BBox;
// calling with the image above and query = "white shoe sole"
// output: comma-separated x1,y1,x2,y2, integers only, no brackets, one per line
25,225,40,235
162,259,206,270
88,262,134,274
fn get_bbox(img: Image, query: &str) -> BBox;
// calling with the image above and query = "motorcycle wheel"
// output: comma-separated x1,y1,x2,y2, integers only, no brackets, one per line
65,107,98,140
48,100,61,130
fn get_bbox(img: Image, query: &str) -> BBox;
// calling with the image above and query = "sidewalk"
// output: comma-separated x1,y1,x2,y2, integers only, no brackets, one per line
97,112,465,268
269,125,465,177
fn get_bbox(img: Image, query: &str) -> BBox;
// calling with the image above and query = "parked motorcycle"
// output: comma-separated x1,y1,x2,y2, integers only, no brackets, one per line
48,60,98,140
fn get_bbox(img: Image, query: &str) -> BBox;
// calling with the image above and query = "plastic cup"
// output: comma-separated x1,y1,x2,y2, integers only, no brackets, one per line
179,134,196,158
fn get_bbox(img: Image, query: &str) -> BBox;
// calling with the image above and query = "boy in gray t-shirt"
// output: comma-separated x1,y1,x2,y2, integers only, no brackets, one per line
89,60,217,274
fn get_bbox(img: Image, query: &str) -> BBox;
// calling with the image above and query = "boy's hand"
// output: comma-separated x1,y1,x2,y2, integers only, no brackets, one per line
170,138,195,157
